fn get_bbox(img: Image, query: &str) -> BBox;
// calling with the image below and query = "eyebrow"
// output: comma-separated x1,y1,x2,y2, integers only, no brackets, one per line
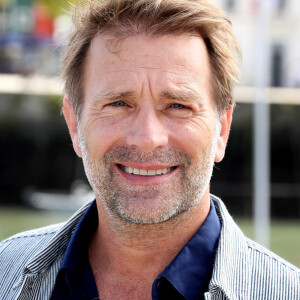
92,91,135,102
160,91,204,103
92,90,204,103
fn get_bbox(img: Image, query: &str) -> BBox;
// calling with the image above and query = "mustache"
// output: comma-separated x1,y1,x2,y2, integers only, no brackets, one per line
102,145,191,166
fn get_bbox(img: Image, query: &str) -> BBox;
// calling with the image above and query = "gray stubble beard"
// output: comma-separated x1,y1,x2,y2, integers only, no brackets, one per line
77,121,220,226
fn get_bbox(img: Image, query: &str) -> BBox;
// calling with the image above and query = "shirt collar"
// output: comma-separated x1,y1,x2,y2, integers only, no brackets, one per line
56,199,98,297
55,198,220,300
153,198,221,300
208,195,251,299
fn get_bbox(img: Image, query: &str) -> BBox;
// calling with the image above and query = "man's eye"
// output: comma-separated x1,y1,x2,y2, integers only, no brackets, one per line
170,103,187,109
111,101,126,107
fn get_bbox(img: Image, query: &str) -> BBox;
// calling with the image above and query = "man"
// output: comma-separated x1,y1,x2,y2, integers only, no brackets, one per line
0,0,299,299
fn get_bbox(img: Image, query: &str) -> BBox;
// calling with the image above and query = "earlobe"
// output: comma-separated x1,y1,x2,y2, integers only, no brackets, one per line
62,95,83,158
214,106,233,163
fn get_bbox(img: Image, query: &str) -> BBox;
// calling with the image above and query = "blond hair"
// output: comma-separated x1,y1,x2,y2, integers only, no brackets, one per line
62,0,241,116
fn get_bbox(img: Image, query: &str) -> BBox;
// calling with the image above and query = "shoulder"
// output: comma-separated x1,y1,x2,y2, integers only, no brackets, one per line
245,238,300,298
0,200,93,257
0,201,92,298
246,236,299,272
0,200,92,268
0,223,64,272
0,223,63,255
245,236,300,277
0,223,64,297
210,195,300,298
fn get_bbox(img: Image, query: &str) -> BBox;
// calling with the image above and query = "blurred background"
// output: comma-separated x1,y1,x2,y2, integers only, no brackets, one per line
0,0,299,267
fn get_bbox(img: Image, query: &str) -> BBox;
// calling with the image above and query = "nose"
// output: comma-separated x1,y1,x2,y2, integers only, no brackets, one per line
125,107,168,153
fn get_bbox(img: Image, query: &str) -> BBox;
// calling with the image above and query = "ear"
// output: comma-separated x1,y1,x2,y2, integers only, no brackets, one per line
62,95,83,158
214,106,233,163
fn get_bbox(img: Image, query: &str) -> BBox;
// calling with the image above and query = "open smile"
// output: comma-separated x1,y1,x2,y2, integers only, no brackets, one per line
117,164,177,177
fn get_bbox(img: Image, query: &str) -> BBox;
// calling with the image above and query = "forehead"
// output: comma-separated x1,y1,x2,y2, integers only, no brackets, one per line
83,34,211,99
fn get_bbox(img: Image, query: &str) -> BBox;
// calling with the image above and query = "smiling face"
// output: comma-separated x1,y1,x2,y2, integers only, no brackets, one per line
64,34,232,225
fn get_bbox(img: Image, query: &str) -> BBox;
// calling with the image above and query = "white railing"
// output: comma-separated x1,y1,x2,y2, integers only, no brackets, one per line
0,74,63,95
0,73,300,104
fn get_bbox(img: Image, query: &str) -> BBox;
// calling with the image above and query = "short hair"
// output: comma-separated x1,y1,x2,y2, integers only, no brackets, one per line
62,0,241,117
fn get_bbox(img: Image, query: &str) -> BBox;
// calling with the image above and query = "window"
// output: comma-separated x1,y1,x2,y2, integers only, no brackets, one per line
271,44,284,87
225,0,235,12
275,0,286,13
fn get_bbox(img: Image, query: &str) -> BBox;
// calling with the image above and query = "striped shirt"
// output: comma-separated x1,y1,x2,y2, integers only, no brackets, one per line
0,195,299,299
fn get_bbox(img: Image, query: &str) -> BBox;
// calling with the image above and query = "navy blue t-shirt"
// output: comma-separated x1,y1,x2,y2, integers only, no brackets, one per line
51,199,221,300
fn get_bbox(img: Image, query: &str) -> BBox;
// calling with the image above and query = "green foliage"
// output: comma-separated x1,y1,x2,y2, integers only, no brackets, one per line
0,0,75,16
37,0,75,16
0,0,9,7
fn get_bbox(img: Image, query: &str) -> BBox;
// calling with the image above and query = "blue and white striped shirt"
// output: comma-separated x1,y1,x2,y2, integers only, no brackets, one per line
0,195,299,299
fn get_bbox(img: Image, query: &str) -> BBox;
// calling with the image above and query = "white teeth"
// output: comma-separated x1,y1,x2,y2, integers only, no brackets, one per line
140,169,148,176
121,166,174,176
156,169,162,175
147,170,156,176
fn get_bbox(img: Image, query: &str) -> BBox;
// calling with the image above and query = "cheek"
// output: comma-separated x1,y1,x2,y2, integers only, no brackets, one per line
82,117,130,155
167,118,215,157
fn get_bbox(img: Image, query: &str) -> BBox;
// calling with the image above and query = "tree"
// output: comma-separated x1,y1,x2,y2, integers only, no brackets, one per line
0,0,75,17
37,0,75,17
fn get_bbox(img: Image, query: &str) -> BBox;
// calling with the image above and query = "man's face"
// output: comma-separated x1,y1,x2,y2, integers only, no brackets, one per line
65,34,231,224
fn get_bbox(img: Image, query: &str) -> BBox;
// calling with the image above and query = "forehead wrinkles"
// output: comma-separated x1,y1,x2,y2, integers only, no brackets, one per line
89,67,203,105
101,63,202,93
107,37,202,72
116,52,209,97
119,53,201,80
86,34,213,104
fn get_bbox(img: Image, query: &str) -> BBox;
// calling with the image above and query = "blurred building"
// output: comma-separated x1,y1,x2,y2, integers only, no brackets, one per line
0,0,69,76
215,0,300,88
1,0,300,85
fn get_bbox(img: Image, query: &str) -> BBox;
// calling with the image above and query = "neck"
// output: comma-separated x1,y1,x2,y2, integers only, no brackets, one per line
88,189,211,280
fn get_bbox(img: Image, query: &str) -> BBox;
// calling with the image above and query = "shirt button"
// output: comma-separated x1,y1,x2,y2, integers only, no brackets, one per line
28,281,34,290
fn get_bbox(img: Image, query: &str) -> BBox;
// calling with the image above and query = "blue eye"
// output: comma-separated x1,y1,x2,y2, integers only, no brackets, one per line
112,101,126,107
171,103,186,109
